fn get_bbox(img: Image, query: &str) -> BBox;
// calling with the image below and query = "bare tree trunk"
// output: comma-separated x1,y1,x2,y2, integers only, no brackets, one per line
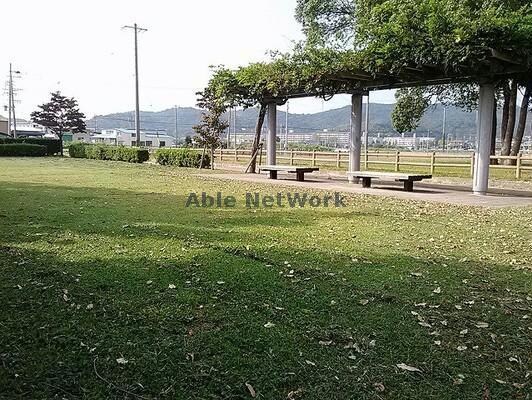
249,104,267,174
211,146,215,170
510,82,531,160
501,80,518,158
199,145,206,169
59,131,64,156
490,101,498,164
500,81,510,144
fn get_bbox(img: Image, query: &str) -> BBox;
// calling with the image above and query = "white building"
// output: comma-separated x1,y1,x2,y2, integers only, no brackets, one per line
92,129,176,148
10,120,47,137
384,134,436,150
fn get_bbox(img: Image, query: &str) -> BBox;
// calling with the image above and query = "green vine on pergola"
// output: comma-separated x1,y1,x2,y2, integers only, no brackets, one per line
203,0,532,172
208,46,531,110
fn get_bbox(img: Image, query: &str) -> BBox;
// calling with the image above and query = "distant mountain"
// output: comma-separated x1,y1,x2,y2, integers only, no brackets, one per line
86,103,484,140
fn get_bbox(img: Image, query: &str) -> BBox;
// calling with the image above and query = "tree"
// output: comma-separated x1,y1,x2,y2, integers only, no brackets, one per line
202,0,532,168
391,88,430,134
193,88,229,170
295,0,356,48
392,79,532,162
184,135,193,147
31,92,86,156
296,0,532,157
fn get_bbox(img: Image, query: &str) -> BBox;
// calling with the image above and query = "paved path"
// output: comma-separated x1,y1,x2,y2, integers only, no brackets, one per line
199,170,532,208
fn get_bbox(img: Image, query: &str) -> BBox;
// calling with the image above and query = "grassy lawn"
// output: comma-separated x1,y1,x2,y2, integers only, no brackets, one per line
0,157,531,399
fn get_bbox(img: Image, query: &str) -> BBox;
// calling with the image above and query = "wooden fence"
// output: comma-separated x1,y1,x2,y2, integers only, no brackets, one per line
210,149,532,179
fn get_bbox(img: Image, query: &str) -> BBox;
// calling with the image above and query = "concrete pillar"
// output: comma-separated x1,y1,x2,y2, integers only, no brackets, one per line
473,84,495,195
267,103,277,165
348,94,363,183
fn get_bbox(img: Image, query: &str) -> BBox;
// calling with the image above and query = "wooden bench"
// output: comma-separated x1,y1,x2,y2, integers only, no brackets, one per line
259,165,320,182
347,171,432,192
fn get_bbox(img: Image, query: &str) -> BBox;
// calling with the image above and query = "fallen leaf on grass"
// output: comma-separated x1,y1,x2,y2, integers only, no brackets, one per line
457,346,468,351
116,357,128,364
359,299,369,306
396,363,422,372
374,382,385,392
245,383,256,398
287,388,303,399
264,322,275,328
168,284,176,289
475,322,489,328
433,287,441,294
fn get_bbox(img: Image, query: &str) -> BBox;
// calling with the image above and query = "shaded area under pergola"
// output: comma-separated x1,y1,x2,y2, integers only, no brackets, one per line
261,49,530,195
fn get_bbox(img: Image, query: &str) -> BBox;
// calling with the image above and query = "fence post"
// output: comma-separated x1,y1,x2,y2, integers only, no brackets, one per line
220,149,223,162
516,153,522,179
336,151,341,168
364,151,369,170
395,151,400,172
470,153,475,177
290,150,294,166
430,152,436,175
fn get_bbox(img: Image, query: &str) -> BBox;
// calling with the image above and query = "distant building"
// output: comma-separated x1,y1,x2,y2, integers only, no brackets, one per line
11,120,47,138
0,115,8,135
93,129,176,148
63,132,93,143
384,134,436,150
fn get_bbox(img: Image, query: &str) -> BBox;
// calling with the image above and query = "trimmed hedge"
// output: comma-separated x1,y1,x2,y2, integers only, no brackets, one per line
0,138,61,155
0,143,47,157
69,143,150,163
155,148,210,168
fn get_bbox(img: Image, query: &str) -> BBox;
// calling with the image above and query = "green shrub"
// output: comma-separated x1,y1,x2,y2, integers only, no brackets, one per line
155,148,210,168
0,143,47,157
0,138,61,155
68,142,88,158
68,143,149,163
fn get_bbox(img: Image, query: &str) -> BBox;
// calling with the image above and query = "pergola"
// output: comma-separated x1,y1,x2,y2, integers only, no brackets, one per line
260,49,530,195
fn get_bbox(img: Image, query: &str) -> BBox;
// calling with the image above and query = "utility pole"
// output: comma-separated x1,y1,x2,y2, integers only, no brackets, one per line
364,94,370,163
228,108,232,148
7,64,21,138
12,87,17,138
7,64,12,138
123,23,147,147
442,106,447,151
233,108,237,148
285,101,289,150
174,105,179,141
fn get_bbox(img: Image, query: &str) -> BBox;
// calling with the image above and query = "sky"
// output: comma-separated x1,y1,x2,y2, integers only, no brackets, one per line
1,0,396,120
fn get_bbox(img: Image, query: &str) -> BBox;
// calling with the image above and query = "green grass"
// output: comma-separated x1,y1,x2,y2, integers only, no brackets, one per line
0,157,531,399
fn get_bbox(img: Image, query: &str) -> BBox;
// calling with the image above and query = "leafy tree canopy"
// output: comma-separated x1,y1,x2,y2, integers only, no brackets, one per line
31,92,86,135
206,0,532,109
31,92,86,156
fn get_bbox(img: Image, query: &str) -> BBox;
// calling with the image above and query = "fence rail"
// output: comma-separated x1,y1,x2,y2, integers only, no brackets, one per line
199,149,532,179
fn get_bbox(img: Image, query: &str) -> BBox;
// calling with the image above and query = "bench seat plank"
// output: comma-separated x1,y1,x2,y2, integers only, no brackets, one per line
259,165,319,181
347,171,432,181
347,171,432,192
